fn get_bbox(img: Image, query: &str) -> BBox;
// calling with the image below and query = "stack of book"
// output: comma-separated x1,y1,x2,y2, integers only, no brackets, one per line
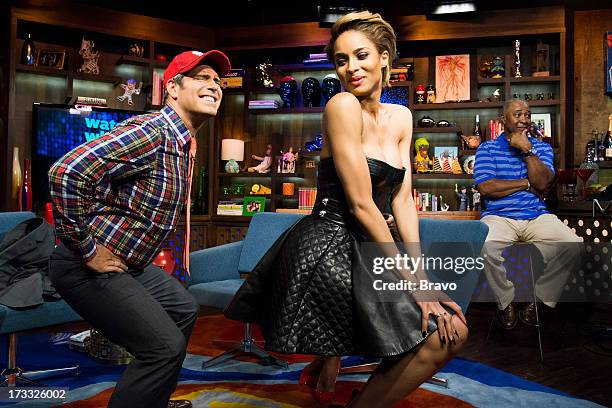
489,120,504,140
298,187,317,210
249,100,281,110
303,53,330,64
217,200,243,216
152,70,164,106
413,189,446,212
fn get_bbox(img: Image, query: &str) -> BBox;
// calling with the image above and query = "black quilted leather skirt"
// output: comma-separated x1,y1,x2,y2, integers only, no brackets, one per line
224,208,439,357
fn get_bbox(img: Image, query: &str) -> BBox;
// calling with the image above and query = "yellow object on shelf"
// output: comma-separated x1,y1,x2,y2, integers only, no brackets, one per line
250,183,271,194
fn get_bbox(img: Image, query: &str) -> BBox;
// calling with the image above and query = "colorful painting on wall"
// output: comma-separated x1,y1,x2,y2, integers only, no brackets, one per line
435,55,470,102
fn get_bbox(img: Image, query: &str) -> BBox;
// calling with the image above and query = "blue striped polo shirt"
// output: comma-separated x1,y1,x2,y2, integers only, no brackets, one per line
474,133,554,220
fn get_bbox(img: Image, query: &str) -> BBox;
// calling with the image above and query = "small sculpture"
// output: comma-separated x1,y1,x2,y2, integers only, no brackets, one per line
455,184,468,211
302,77,321,107
128,43,145,58
246,144,272,173
472,187,481,211
278,146,300,173
278,76,298,108
426,84,436,103
415,84,426,104
490,56,505,78
255,62,274,88
479,56,493,78
492,88,502,102
305,134,323,152
414,137,432,173
417,116,435,128
322,74,341,104
117,79,142,106
78,37,100,75
514,39,522,78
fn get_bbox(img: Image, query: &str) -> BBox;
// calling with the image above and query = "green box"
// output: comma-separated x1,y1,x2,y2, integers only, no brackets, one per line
242,196,266,216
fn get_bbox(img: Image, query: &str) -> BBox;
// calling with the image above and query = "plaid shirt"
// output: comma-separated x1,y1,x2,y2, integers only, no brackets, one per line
49,105,193,267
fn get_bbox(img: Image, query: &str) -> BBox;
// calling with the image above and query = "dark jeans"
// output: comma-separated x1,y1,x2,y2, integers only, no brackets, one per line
48,244,199,408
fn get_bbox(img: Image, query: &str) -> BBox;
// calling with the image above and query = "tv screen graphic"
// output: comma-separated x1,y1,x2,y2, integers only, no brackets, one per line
31,103,143,208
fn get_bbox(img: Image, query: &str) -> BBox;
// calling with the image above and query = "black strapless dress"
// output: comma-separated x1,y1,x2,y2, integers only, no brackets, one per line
224,157,439,357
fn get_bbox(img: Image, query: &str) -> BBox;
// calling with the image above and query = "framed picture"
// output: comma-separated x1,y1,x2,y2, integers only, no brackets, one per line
35,49,66,69
242,196,266,216
434,146,458,159
531,113,552,138
435,55,470,102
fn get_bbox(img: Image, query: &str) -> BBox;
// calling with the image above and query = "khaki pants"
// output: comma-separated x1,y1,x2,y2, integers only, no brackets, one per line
481,214,583,310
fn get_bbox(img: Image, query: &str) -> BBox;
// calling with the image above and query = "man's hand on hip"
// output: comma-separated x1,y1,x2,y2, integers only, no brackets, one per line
85,244,128,273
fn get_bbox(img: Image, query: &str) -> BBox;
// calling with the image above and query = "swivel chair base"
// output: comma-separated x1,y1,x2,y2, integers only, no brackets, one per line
202,323,288,369
1,334,79,387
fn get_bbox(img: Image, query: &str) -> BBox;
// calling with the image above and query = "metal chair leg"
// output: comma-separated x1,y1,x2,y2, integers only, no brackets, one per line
202,323,288,369
529,254,544,363
1,334,79,387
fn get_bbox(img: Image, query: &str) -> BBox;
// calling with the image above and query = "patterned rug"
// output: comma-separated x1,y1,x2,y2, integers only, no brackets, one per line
2,314,604,408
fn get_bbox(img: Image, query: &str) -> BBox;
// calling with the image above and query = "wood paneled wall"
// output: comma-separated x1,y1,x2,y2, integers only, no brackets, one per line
573,9,612,166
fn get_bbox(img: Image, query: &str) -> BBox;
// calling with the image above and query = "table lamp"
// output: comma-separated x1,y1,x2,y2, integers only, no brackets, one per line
221,139,244,173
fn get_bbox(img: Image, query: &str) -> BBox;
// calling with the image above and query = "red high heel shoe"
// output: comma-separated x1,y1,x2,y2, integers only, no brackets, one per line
311,359,341,406
299,358,322,386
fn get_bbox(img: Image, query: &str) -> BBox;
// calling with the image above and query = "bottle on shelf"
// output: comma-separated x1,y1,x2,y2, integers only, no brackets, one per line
20,33,35,66
605,115,612,161
586,130,598,163
597,131,605,162
473,114,482,138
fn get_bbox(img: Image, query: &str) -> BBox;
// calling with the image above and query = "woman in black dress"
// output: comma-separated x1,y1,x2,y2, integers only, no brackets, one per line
225,10,468,407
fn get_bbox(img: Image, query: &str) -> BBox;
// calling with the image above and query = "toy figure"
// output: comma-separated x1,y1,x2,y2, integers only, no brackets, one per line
78,37,99,75
490,56,505,78
278,146,300,173
455,184,468,211
472,187,481,212
246,144,273,173
413,137,432,173
117,79,142,105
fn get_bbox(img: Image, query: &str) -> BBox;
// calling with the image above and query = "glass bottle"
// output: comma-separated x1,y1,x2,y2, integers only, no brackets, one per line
20,33,35,65
605,115,612,161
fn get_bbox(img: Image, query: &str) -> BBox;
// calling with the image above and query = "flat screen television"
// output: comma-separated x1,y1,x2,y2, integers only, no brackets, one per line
32,103,143,208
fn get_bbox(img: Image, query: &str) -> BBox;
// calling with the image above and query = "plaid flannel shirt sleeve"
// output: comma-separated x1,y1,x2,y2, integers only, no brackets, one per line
48,122,160,261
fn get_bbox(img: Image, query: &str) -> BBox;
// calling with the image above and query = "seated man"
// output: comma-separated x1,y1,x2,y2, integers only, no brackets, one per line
474,99,583,329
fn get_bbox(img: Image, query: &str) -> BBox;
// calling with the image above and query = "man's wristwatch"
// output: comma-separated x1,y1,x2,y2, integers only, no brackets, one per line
522,145,538,158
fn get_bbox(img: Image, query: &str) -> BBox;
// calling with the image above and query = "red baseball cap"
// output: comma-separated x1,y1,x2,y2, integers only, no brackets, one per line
163,50,231,87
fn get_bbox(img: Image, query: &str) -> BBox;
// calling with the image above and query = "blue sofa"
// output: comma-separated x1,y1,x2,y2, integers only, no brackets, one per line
0,211,82,385
188,212,489,368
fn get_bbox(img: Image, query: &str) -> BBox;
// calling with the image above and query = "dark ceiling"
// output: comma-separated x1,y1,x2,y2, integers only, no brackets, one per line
64,0,611,28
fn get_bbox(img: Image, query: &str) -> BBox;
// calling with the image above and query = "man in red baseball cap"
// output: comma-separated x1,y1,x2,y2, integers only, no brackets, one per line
48,49,231,408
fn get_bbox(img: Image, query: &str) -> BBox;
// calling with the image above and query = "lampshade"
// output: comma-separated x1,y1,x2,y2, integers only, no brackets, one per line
221,139,244,161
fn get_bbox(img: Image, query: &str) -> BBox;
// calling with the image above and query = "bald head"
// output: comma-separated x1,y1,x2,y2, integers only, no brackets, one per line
502,98,531,136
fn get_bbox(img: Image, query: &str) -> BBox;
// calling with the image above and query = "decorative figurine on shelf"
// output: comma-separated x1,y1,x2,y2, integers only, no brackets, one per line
463,155,475,175
460,133,481,149
513,39,522,78
417,115,435,127
117,79,142,106
492,88,502,102
451,158,463,174
472,187,481,212
302,77,321,107
426,84,436,103
305,133,323,151
478,55,493,78
278,76,298,108
278,146,300,173
455,184,468,211
20,33,35,65
246,144,273,173
322,73,341,104
491,56,505,78
250,183,272,195
413,137,432,173
415,84,426,104
78,37,100,75
128,43,145,58
255,62,274,88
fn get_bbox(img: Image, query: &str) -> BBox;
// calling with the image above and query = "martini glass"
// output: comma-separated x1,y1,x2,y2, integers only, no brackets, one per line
575,168,595,200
